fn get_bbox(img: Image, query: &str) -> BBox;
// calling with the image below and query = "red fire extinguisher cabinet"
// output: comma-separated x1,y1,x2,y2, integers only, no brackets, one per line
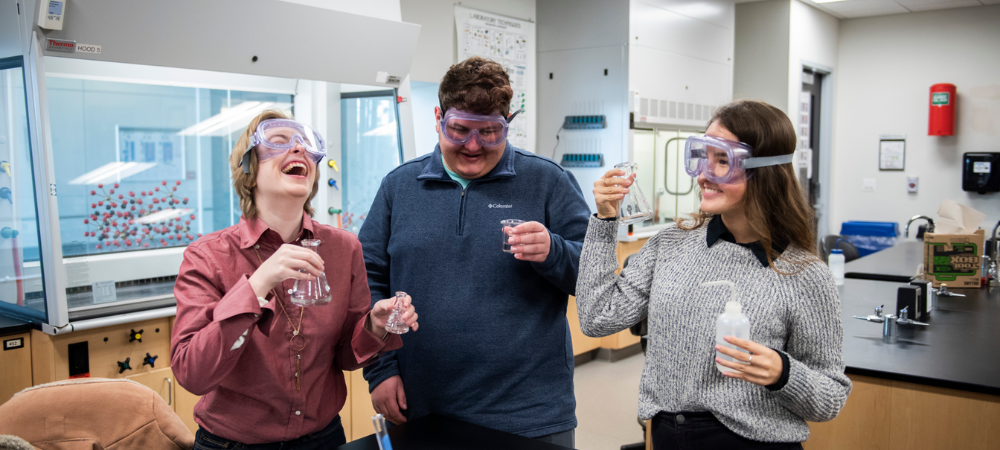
929,83,956,136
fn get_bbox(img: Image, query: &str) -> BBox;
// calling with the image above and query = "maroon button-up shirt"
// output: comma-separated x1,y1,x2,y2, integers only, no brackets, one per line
171,213,401,444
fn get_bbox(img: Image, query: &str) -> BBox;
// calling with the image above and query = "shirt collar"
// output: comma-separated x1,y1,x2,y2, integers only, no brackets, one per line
706,215,785,268
417,142,517,181
238,211,315,249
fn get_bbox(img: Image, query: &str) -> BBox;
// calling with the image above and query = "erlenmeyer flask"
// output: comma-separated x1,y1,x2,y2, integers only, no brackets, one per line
385,291,410,334
291,239,332,307
615,162,654,225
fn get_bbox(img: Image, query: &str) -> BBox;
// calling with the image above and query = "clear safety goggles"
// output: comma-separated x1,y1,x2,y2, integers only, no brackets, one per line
438,108,524,147
240,119,326,173
683,135,794,184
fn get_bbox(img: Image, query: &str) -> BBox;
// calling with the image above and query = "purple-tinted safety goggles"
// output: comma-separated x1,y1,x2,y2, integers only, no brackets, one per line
683,135,794,184
438,108,524,147
241,119,326,173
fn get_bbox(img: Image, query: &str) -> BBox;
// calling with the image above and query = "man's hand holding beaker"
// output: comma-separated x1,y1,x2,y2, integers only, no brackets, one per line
505,222,552,262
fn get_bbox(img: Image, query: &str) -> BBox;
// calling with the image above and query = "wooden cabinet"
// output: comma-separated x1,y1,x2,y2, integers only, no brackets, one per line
174,380,200,434
568,296,601,356
125,367,200,435
350,370,377,440
0,332,32,405
804,374,1000,450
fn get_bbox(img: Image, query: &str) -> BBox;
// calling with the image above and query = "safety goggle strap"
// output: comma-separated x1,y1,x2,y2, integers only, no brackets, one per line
741,153,794,170
240,147,253,173
506,108,525,123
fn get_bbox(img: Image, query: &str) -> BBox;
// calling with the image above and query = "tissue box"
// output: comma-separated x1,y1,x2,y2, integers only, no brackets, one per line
923,229,985,288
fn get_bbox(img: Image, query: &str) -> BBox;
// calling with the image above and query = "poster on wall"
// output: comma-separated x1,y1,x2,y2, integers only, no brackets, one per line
454,6,536,153
879,139,905,171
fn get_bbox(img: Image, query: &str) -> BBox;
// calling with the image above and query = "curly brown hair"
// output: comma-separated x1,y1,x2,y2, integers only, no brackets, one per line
439,56,513,116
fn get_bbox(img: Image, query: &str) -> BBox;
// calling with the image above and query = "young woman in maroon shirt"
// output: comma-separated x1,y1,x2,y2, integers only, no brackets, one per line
171,110,418,449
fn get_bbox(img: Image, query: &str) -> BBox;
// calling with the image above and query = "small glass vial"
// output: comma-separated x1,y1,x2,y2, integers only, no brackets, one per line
291,239,332,307
385,291,410,334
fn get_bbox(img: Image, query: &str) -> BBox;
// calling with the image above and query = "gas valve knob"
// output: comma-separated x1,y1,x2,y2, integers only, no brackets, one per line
142,353,158,368
129,329,143,343
117,357,132,374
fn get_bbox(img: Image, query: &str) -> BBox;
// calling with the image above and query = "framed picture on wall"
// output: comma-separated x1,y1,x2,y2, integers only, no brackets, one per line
879,139,905,171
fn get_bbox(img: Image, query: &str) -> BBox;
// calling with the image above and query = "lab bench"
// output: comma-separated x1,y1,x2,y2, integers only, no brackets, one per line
805,246,1000,450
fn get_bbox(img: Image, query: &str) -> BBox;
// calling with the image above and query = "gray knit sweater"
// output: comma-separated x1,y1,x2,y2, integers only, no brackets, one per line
576,216,852,443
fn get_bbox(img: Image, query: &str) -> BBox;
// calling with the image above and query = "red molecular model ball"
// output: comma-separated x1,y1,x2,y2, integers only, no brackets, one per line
97,183,103,188
114,183,119,188
90,190,96,195
161,181,167,186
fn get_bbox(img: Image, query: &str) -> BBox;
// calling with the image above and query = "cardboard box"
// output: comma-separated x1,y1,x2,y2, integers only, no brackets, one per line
923,229,984,289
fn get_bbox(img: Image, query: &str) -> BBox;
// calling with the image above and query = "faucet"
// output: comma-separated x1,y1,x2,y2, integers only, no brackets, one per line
985,220,997,287
904,215,935,238
855,305,928,343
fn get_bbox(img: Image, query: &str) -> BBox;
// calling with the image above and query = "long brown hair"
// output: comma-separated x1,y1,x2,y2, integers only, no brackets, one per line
229,110,320,219
678,100,817,272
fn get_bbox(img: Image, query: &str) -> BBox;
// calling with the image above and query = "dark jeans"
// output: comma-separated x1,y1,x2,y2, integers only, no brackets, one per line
194,415,346,450
652,412,803,450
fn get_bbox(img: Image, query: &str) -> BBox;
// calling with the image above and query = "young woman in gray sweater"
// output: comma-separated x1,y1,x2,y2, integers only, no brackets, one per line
576,100,851,449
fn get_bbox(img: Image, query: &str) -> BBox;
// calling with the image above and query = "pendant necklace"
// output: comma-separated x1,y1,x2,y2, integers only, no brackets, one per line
253,245,306,391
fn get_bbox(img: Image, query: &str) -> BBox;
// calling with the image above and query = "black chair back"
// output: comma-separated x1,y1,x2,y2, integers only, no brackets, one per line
820,235,861,263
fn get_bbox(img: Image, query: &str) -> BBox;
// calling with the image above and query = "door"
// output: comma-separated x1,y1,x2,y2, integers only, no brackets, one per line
799,69,824,235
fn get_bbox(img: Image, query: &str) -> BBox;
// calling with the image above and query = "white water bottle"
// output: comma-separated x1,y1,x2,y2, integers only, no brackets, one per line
704,281,751,373
829,248,845,285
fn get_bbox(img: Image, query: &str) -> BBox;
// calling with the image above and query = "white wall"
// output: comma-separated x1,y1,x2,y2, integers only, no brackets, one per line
733,0,789,110
831,5,1000,237
787,0,838,117
401,0,536,84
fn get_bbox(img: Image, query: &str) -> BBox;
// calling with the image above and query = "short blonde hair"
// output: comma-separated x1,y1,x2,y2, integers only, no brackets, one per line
229,110,320,219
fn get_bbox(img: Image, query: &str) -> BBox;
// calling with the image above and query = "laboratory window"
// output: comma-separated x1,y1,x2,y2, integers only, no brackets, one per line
340,90,403,234
47,77,293,258
0,58,47,319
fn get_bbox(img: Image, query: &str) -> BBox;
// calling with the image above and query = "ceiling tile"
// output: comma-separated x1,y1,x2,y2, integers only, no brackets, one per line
819,0,910,18
894,0,974,5
904,1,983,10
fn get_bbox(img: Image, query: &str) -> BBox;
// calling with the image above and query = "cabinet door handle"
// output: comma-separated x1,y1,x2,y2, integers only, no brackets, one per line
166,377,173,406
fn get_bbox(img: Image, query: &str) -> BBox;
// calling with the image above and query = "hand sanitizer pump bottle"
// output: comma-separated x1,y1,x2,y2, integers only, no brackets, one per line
704,281,750,373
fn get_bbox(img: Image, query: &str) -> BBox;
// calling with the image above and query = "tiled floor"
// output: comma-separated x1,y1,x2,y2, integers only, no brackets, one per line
574,353,646,450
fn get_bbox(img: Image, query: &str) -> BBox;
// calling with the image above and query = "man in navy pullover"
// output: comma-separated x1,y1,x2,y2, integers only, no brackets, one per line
359,57,591,447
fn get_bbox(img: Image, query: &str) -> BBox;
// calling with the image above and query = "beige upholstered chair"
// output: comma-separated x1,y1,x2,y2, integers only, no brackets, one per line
0,378,194,450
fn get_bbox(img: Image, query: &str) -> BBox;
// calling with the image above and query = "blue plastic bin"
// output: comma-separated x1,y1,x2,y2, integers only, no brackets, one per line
840,221,899,257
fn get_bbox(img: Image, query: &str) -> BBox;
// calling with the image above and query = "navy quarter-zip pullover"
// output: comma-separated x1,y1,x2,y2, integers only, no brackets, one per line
360,143,591,437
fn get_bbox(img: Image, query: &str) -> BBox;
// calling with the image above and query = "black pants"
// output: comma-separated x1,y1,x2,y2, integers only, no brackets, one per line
194,415,346,450
652,411,803,450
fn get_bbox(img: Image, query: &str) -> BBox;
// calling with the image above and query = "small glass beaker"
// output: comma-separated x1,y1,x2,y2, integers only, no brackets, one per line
385,291,410,334
501,219,525,253
615,162,653,225
291,239,332,307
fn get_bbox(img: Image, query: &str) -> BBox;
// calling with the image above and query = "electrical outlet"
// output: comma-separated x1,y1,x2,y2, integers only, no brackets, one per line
863,178,876,192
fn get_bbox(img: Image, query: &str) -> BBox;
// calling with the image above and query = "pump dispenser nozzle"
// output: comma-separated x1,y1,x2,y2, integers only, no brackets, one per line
702,280,737,299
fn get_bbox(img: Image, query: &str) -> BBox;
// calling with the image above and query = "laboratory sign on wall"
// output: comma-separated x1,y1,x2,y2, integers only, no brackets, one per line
454,6,536,153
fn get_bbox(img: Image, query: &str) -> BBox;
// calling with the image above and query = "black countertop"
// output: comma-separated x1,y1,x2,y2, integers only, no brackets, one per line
844,240,924,282
839,277,1000,395
334,415,574,450
0,314,34,337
